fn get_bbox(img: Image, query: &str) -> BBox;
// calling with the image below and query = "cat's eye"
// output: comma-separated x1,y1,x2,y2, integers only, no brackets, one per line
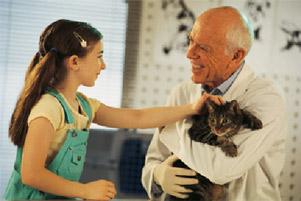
211,119,216,124
223,119,231,124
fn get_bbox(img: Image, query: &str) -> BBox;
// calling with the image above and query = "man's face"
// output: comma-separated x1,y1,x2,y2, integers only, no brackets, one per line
186,16,235,88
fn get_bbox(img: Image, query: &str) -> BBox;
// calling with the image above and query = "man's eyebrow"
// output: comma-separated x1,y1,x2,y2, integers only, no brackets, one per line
189,37,210,51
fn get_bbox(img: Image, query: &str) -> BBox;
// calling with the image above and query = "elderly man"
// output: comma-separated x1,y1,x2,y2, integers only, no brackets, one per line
141,6,287,201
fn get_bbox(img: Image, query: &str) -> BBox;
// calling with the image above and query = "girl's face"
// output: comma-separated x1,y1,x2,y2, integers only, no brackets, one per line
77,40,105,86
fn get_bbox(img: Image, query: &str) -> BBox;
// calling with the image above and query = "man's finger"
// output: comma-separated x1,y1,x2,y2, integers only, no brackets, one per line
170,191,190,199
173,167,197,176
174,177,199,185
173,185,193,193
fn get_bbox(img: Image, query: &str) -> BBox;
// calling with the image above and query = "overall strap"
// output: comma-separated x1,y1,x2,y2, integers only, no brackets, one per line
76,93,92,122
46,88,74,124
14,147,23,172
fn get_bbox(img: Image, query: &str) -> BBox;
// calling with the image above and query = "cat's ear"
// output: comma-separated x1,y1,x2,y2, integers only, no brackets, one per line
229,100,240,112
206,99,217,113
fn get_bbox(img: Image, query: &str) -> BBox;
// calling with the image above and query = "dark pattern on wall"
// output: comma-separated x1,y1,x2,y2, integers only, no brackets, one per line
281,22,301,51
245,0,271,41
161,0,195,55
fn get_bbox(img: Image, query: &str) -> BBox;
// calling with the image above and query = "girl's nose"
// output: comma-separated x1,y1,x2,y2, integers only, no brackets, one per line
100,61,106,70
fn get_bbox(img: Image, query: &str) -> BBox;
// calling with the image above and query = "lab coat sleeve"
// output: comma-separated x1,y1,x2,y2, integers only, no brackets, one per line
141,86,183,199
173,89,287,185
141,128,172,199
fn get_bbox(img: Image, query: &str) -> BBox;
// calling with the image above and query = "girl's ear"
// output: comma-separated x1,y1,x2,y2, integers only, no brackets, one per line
66,55,80,71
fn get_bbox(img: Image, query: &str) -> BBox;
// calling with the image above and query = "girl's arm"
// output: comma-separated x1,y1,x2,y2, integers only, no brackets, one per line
93,92,223,128
21,118,115,200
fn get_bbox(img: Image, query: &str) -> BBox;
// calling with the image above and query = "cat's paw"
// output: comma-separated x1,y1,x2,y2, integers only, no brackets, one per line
250,118,263,130
221,143,238,157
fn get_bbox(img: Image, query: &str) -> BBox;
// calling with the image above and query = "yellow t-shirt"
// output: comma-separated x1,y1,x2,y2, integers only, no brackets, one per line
27,91,101,164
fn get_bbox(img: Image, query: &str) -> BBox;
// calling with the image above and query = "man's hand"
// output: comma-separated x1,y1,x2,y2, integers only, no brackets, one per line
153,155,198,199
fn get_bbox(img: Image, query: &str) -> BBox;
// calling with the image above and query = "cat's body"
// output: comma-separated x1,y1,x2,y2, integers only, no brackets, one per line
189,100,263,157
165,100,263,201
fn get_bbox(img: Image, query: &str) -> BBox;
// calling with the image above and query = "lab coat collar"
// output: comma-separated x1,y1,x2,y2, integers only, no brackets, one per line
199,64,256,101
221,64,256,101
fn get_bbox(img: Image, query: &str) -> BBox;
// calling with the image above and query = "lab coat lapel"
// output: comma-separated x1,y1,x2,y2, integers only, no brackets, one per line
159,124,181,156
223,64,256,101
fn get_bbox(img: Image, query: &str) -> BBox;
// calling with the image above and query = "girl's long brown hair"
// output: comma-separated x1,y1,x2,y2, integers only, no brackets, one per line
9,19,102,146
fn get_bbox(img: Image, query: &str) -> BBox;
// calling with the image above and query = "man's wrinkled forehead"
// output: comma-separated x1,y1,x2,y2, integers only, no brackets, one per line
189,17,212,40
190,19,202,37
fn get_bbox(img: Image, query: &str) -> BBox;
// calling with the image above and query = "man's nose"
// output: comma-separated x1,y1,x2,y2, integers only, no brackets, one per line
186,44,198,59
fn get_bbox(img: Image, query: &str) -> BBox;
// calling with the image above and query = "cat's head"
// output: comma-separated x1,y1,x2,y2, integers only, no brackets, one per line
207,100,243,137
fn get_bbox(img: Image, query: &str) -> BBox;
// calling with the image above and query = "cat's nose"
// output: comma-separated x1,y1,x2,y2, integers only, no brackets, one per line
214,129,225,136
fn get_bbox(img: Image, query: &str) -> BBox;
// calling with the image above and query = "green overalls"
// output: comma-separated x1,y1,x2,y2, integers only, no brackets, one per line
4,88,92,200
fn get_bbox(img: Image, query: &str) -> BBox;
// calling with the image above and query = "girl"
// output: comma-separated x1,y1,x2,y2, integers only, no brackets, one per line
4,19,222,200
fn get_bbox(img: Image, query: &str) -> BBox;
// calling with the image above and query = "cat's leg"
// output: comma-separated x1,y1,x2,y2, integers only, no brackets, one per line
211,184,225,201
242,110,263,130
217,137,238,157
165,194,189,201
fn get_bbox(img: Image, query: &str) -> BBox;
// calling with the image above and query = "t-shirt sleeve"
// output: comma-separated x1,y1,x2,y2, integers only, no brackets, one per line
87,97,102,121
27,94,64,130
77,92,102,121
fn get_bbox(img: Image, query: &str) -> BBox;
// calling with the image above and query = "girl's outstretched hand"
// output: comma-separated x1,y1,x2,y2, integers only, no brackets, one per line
83,179,116,200
192,92,224,114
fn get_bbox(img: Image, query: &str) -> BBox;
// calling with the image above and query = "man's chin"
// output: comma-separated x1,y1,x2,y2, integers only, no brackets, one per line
191,75,205,84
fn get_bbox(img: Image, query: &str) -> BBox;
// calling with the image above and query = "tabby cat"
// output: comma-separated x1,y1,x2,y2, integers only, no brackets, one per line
166,100,263,201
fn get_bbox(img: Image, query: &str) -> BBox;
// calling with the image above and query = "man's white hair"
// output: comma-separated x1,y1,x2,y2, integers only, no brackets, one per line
225,10,254,56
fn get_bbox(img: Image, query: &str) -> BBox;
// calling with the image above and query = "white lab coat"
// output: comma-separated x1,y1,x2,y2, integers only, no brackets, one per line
141,65,287,201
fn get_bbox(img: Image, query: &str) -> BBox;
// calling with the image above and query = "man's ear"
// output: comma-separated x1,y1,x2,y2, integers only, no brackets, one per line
66,55,80,71
231,49,246,65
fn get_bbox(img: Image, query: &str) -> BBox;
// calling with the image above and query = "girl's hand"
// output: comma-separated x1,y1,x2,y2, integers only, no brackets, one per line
83,179,116,200
192,92,224,114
